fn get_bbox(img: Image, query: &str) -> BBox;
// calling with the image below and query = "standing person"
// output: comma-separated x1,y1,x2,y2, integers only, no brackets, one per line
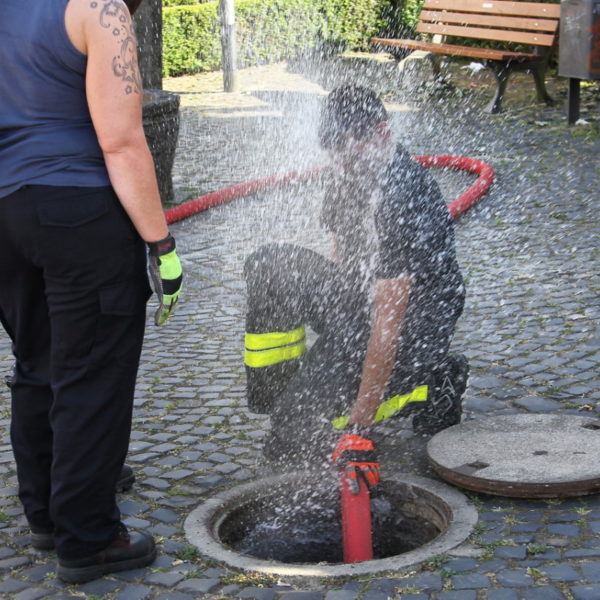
243,85,468,480
0,0,182,584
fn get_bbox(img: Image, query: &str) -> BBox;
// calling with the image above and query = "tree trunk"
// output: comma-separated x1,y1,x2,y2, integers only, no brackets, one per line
133,0,162,89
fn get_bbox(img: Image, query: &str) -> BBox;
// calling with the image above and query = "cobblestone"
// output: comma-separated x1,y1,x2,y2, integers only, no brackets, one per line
77,578,122,596
324,591,359,600
438,592,476,600
14,590,52,600
571,585,600,600
114,585,154,600
176,578,221,593
495,569,536,587
237,588,280,600
521,587,566,600
487,591,519,600
0,57,599,599
542,564,582,582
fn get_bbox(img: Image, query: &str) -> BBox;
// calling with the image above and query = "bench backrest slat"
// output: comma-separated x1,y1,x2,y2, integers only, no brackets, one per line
419,10,559,33
416,22,557,46
423,0,560,19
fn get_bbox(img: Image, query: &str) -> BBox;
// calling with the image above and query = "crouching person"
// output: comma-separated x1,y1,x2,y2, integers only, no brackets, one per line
244,85,468,471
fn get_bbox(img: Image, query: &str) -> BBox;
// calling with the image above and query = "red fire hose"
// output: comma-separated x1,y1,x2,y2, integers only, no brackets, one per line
164,155,494,225
412,155,495,219
164,155,494,564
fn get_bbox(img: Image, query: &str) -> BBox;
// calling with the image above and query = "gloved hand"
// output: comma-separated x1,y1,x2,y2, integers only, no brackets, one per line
147,233,183,326
331,428,380,493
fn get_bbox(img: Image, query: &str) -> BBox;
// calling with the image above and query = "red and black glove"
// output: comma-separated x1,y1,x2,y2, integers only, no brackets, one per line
331,428,380,493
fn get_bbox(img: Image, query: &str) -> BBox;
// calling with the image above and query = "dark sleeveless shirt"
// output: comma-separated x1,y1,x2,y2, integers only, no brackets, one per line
0,0,110,198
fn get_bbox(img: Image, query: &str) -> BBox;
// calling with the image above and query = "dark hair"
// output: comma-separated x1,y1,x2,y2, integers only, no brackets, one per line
124,0,144,16
318,85,388,150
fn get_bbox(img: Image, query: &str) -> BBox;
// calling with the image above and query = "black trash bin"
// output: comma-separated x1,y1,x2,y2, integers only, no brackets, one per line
558,0,600,122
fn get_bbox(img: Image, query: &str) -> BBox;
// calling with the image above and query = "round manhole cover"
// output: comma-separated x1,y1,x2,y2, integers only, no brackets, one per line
427,414,600,498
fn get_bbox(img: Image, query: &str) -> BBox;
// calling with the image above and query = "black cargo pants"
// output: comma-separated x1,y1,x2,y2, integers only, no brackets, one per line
244,243,371,457
0,185,151,559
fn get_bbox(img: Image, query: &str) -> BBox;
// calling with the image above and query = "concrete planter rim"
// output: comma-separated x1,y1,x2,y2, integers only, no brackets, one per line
142,88,181,113
184,471,478,578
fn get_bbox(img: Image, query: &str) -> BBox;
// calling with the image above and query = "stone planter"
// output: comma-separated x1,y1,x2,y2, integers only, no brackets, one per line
142,89,180,205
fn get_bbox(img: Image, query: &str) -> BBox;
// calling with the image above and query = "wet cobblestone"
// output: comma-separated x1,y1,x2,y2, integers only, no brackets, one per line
0,58,599,598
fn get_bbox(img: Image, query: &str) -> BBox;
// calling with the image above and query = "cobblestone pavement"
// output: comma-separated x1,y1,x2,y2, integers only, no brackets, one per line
1,58,599,599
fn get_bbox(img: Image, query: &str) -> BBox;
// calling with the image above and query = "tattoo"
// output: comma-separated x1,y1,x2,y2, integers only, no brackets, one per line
92,0,143,95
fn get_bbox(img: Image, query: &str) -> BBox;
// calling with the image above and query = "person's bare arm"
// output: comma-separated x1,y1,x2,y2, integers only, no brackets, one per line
349,276,412,426
65,0,168,243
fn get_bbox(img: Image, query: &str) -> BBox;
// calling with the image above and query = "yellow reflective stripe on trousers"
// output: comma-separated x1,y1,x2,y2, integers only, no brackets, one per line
244,340,306,368
245,326,305,351
331,385,429,430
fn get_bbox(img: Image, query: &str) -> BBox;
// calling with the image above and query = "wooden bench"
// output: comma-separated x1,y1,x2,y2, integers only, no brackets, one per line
371,0,561,113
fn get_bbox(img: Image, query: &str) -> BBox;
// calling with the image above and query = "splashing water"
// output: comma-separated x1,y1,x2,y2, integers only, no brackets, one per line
219,481,440,563
162,47,599,561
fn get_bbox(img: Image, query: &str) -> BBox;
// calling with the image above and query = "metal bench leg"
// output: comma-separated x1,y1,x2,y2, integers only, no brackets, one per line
567,78,580,125
429,53,443,78
486,65,510,114
531,64,554,105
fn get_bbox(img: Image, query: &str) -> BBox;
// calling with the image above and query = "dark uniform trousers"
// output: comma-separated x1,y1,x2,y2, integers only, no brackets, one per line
0,185,151,559
244,243,465,457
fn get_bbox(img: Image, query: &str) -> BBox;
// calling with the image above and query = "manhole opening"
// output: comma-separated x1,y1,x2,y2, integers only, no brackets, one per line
217,479,448,564
185,472,478,577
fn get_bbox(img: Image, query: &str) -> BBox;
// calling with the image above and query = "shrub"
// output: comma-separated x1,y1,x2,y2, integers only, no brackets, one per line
163,0,394,76
163,0,212,6
163,3,221,74
235,0,324,66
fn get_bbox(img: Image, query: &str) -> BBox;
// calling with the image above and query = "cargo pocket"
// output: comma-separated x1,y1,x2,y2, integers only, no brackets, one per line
92,279,151,364
35,188,109,227
99,279,150,316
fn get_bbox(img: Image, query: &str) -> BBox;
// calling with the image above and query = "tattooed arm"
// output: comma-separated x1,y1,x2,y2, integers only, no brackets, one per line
65,0,169,243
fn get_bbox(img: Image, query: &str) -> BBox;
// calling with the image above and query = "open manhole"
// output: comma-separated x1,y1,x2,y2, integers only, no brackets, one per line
184,471,477,577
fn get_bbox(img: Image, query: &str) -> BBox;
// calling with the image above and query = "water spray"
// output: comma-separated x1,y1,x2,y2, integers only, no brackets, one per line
165,154,494,564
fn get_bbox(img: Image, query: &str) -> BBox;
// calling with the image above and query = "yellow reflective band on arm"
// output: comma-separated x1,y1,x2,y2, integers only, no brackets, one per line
331,385,429,430
245,326,305,351
244,340,306,368
373,385,428,423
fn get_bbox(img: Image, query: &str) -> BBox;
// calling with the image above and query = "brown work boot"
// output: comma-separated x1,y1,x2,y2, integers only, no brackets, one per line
57,523,156,584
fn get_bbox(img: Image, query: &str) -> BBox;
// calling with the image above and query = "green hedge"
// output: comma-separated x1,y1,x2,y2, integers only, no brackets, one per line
163,4,220,74
163,0,393,76
235,0,325,66
163,0,212,6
